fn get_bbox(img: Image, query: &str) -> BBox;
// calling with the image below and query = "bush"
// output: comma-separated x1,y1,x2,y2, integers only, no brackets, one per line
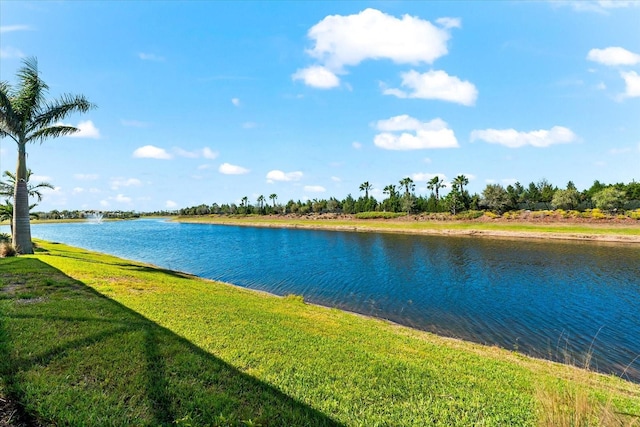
0,242,17,257
484,211,499,219
355,212,405,219
454,210,484,220
628,209,640,220
0,232,11,243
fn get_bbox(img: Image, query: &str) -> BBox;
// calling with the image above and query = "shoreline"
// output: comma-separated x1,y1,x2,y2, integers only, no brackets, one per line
174,216,640,244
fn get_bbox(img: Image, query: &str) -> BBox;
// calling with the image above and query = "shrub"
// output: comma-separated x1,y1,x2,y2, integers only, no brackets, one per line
0,232,11,243
454,210,484,220
628,209,640,220
590,208,607,220
355,212,405,219
0,242,17,257
484,211,499,219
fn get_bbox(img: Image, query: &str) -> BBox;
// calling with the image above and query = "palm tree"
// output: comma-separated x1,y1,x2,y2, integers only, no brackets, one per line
427,176,445,201
359,181,372,199
383,184,397,199
269,193,278,208
399,177,415,196
0,57,95,253
1,170,54,202
257,195,265,212
452,174,469,194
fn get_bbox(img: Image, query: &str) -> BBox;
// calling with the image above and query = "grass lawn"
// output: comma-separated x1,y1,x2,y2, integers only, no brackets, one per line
175,215,640,239
1,241,639,426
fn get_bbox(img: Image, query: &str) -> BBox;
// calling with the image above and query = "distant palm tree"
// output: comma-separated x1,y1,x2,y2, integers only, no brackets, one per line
0,200,40,234
257,195,265,211
1,170,54,202
399,177,415,196
452,175,469,194
359,181,372,199
383,184,397,199
427,176,445,201
0,57,95,253
269,193,278,207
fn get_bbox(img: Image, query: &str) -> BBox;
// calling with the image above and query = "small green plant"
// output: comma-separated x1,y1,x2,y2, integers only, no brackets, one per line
628,209,640,220
484,211,499,219
0,232,11,243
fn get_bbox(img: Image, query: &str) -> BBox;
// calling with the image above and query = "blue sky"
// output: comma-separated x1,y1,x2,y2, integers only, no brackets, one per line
1,0,639,212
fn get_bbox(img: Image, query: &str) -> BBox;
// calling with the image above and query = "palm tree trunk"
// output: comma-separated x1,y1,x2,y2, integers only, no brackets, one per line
12,144,34,254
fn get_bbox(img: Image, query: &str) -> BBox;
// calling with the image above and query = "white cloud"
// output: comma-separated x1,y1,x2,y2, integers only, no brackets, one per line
219,163,250,175
133,145,173,159
620,71,640,98
0,47,25,59
30,174,52,182
166,200,178,209
435,17,461,29
173,148,200,158
114,194,132,203
74,173,99,181
305,9,454,72
553,0,640,13
609,147,633,154
411,172,447,182
587,47,640,66
59,120,100,139
0,25,31,33
373,115,459,150
383,70,478,106
110,177,142,190
502,178,519,186
352,141,362,149
266,170,303,183
202,147,218,159
138,52,165,61
292,65,340,89
331,176,341,182
197,164,212,170
470,126,578,148
423,157,432,164
100,200,110,208
242,122,258,129
72,187,84,195
304,185,326,193
173,147,219,159
231,98,240,107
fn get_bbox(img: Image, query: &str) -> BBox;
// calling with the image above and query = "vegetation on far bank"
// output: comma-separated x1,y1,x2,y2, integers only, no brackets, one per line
1,241,639,426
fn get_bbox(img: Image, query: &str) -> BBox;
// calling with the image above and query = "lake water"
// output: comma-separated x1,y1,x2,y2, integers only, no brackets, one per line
3,219,639,381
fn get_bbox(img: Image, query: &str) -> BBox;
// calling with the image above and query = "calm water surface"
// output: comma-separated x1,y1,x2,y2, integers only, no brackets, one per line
4,219,639,381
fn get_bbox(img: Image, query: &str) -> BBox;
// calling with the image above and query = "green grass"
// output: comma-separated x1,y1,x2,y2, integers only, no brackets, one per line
1,242,639,426
176,215,640,238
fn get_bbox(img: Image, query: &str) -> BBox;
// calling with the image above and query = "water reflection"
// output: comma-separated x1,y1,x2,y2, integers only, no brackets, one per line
4,219,639,382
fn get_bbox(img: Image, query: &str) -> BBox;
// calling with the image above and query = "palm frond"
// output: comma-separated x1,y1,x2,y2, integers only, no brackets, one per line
29,93,96,131
12,58,49,127
0,81,21,143
27,125,81,143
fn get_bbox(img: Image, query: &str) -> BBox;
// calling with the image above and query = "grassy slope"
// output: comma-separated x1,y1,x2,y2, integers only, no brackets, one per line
175,215,640,238
1,242,639,426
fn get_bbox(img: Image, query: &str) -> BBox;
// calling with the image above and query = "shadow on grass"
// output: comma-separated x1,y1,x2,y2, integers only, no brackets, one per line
0,258,342,427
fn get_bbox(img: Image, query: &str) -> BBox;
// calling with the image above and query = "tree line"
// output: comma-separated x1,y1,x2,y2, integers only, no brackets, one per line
178,177,640,216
